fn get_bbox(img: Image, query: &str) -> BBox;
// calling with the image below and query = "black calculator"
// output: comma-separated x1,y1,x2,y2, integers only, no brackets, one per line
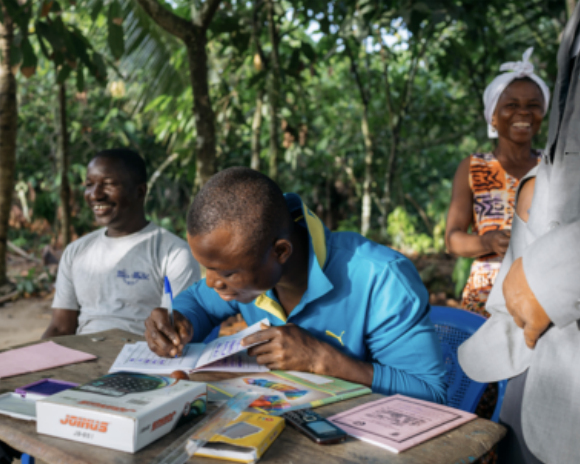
76,373,168,397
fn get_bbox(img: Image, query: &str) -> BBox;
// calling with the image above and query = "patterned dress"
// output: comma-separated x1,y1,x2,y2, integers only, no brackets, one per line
461,152,541,317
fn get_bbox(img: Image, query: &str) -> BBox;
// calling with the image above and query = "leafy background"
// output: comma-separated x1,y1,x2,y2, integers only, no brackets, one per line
6,0,572,299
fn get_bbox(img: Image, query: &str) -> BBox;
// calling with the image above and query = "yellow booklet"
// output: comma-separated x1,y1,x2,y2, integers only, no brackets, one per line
194,412,285,463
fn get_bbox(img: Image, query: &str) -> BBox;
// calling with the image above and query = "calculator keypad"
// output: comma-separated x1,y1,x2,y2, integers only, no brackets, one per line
80,374,161,397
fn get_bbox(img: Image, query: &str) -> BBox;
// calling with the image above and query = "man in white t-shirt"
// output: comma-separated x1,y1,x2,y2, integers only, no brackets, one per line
42,148,200,337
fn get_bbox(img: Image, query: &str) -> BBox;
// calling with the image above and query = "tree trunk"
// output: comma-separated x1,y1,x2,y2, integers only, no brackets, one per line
360,106,373,237
266,0,280,181
0,11,17,287
133,0,222,192
251,90,263,170
186,29,216,191
346,43,374,237
380,134,399,236
57,82,72,247
133,0,221,192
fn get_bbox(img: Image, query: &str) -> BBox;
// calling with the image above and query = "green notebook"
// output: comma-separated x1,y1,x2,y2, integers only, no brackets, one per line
208,371,371,416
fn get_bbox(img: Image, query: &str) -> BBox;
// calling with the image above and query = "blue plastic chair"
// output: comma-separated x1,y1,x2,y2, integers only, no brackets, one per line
430,306,507,423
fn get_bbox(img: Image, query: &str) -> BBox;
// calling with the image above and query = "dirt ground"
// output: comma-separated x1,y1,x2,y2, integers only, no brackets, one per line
0,296,53,349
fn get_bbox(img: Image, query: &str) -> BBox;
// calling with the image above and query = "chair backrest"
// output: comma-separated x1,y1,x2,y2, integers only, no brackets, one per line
429,306,489,413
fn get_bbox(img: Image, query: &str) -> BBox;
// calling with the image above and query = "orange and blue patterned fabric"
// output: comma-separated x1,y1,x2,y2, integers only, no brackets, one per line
462,152,541,317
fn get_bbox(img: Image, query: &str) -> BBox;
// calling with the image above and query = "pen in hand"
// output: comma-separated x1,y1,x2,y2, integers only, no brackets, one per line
163,276,175,329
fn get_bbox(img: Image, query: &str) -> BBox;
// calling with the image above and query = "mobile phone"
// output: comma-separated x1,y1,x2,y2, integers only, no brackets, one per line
282,409,347,445
15,379,78,401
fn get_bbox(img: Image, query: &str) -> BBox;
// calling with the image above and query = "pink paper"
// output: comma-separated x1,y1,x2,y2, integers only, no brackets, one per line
328,394,477,453
0,341,96,379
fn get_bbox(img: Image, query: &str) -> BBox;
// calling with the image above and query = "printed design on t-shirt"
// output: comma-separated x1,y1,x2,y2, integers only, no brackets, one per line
116,269,150,286
326,330,345,346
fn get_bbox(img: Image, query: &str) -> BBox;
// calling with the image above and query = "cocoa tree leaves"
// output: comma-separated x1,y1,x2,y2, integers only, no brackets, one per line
5,0,120,85
20,37,37,78
107,0,125,60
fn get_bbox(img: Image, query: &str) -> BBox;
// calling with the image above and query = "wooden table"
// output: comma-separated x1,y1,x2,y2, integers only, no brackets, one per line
0,330,506,464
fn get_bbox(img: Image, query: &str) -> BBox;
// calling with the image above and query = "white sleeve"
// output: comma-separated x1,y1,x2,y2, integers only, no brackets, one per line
165,246,201,300
523,219,580,328
51,245,80,310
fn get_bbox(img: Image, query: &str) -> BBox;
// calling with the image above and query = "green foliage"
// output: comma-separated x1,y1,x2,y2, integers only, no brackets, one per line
336,217,360,233
107,0,125,60
14,267,54,296
386,207,434,255
8,0,567,268
452,257,474,298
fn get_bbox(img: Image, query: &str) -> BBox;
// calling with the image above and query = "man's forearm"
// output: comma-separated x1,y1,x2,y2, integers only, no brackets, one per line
42,309,79,339
314,345,374,388
42,324,75,339
313,341,446,404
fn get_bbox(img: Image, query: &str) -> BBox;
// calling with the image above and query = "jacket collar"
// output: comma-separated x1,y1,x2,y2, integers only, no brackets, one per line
254,194,334,322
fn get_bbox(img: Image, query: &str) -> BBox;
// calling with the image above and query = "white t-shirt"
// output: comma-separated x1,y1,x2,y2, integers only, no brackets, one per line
52,222,200,335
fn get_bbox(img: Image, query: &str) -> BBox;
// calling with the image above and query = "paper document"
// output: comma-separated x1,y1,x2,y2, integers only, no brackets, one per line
195,319,270,367
109,319,270,375
328,395,477,453
0,342,96,379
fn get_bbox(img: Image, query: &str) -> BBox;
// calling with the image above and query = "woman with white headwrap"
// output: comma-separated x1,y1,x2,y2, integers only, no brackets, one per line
445,48,551,318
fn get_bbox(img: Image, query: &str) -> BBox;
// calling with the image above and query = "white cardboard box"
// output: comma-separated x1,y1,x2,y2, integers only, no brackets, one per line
36,372,206,453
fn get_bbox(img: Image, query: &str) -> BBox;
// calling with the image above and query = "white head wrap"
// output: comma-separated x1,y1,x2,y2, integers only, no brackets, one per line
483,48,550,138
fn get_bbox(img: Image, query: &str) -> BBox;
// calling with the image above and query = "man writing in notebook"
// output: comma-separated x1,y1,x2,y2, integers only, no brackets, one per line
145,167,446,403
43,149,200,338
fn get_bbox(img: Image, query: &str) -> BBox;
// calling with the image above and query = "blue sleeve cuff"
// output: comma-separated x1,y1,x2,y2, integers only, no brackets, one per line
173,281,238,342
371,362,447,404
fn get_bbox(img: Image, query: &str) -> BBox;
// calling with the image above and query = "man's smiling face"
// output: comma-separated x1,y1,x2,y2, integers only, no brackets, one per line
84,157,145,230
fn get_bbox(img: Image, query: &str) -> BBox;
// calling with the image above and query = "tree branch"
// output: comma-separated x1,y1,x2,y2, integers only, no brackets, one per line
404,193,433,235
344,40,368,107
252,0,267,68
133,0,192,41
376,28,395,134
201,0,223,30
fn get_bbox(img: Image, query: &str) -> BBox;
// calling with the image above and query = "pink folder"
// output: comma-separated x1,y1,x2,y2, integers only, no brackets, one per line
0,342,96,379
328,394,477,453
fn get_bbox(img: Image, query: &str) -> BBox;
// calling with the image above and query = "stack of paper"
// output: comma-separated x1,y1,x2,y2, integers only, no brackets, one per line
0,342,96,379
109,319,270,375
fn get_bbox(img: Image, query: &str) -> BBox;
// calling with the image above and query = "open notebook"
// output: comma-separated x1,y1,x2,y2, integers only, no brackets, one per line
109,319,270,374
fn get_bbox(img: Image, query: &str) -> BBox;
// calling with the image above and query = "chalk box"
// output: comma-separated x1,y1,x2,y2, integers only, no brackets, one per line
36,372,207,453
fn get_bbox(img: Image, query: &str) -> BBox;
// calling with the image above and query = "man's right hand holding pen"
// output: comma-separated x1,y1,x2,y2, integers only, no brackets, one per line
145,308,193,357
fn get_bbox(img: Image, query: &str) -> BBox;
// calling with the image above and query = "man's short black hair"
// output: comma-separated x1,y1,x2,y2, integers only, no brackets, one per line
92,148,147,185
187,167,292,253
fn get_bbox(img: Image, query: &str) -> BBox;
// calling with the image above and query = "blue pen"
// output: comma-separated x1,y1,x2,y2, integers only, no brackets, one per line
162,276,174,329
